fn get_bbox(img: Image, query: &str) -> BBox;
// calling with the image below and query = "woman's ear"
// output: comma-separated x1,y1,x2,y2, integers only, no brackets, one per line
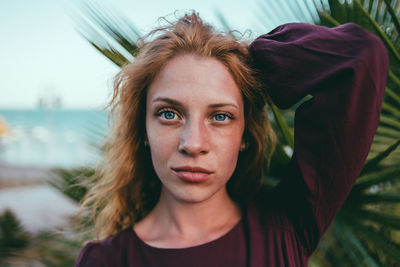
239,140,246,152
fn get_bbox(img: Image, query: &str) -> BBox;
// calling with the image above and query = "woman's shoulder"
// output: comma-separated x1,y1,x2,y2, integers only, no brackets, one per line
74,241,103,267
74,227,134,267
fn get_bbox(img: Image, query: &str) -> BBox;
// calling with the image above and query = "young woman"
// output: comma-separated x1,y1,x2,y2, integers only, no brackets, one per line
74,12,389,266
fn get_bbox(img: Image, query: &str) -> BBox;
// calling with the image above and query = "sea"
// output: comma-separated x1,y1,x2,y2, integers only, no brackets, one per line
0,109,109,168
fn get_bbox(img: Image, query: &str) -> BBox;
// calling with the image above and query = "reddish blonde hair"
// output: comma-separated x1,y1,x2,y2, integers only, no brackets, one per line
82,12,276,239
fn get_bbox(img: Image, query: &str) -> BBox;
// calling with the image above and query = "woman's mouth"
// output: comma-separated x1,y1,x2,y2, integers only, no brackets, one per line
171,166,213,183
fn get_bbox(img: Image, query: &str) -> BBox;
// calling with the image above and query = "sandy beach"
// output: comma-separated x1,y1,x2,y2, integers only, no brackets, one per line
0,161,79,233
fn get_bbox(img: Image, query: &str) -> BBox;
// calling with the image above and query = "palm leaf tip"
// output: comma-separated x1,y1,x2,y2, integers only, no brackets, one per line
361,139,400,174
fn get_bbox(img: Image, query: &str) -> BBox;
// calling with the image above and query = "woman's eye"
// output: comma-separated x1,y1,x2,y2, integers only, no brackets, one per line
214,113,231,122
160,111,177,120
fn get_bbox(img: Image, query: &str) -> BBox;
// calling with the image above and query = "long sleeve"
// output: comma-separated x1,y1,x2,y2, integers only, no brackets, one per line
249,23,389,253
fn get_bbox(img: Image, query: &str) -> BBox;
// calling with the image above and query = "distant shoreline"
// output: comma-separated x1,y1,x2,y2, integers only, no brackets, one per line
0,161,52,188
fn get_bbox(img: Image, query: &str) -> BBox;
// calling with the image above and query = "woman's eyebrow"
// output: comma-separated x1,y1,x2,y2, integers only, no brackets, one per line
152,97,238,110
152,97,184,109
208,103,238,110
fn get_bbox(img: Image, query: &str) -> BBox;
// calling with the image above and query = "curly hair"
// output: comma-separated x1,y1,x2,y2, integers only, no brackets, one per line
81,11,276,240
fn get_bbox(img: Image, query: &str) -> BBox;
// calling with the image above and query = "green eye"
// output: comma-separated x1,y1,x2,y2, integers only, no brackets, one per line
161,111,177,120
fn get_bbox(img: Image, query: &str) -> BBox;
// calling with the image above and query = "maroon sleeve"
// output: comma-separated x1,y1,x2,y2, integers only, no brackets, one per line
249,23,389,252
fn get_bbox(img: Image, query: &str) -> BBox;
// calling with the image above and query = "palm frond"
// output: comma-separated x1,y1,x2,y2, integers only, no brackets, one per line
354,167,400,190
361,139,400,173
333,220,380,267
267,100,294,149
75,3,140,67
49,167,95,203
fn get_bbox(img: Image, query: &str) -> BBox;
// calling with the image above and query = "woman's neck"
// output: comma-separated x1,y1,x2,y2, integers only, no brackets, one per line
133,186,242,248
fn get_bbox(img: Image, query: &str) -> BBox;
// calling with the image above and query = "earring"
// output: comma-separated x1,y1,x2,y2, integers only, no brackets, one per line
144,140,149,147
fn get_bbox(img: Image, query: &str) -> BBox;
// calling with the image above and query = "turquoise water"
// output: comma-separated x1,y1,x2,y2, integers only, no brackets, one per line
0,109,108,168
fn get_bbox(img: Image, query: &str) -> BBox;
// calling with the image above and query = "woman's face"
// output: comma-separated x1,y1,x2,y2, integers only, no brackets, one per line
146,54,245,204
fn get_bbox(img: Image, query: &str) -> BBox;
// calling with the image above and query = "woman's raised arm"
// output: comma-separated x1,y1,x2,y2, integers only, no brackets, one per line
249,22,389,253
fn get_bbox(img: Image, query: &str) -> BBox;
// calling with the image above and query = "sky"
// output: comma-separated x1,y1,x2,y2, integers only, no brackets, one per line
0,0,310,109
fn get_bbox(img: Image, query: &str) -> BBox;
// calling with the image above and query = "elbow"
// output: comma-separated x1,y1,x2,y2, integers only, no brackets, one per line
341,23,389,97
355,25,389,93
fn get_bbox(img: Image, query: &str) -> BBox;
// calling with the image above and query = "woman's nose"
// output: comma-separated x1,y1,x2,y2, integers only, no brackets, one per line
178,119,210,156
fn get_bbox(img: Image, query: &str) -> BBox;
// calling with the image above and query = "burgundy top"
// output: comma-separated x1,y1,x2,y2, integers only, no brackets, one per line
74,22,389,267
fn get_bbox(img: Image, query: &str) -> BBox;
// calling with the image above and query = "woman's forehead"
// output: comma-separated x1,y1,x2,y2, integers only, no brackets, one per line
146,55,243,108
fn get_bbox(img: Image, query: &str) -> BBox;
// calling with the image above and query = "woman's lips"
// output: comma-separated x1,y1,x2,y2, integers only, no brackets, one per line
172,167,212,183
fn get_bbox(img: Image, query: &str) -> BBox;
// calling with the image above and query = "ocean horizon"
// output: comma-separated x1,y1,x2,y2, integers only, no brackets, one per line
0,108,109,168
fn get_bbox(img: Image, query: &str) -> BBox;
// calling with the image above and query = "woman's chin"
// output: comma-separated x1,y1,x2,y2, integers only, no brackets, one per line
161,185,227,205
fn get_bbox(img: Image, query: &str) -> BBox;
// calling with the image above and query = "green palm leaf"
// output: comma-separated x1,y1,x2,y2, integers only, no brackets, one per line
386,87,400,104
354,166,400,191
358,192,400,203
333,220,380,267
76,3,139,67
361,139,400,173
